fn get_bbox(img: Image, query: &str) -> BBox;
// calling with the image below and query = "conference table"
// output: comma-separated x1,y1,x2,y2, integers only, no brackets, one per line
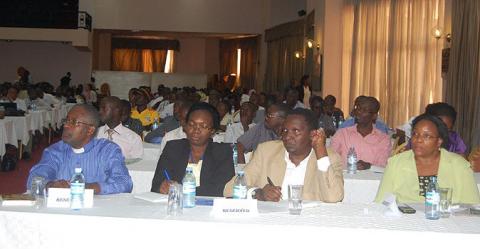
0,119,18,157
127,154,480,203
0,193,479,249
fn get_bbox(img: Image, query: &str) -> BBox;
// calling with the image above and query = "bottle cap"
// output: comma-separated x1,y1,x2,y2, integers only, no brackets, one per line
74,168,82,173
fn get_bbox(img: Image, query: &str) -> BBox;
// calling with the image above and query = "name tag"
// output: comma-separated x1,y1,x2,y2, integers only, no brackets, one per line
47,188,94,208
211,199,258,218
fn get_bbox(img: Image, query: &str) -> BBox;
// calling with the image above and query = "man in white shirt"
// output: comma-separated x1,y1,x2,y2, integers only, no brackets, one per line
1,86,27,111
224,102,256,144
97,96,143,159
224,108,344,202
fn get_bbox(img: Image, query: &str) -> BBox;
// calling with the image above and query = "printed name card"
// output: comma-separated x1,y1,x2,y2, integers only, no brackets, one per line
211,199,258,218
47,188,94,208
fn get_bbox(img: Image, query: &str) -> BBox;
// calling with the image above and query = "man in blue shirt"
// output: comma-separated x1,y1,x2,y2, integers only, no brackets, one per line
27,104,133,194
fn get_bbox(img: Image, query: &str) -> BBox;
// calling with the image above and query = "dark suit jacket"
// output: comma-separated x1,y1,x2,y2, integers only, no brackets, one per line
151,139,235,197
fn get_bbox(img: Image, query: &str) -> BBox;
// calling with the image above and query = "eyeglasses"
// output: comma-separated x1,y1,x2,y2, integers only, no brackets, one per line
186,122,212,132
281,128,303,136
266,113,283,119
411,132,439,141
62,118,94,127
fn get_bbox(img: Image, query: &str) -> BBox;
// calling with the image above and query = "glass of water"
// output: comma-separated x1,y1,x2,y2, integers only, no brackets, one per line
30,176,45,208
167,182,183,216
439,187,453,218
288,185,303,215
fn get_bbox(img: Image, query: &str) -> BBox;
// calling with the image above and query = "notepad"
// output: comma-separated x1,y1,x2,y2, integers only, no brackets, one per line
134,192,168,203
1,194,36,206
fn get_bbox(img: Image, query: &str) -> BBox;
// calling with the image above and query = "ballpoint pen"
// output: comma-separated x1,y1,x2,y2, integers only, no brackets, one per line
163,169,171,181
267,176,275,186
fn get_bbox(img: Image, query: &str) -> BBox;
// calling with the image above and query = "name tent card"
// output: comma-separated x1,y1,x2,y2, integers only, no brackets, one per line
47,188,94,208
211,199,258,218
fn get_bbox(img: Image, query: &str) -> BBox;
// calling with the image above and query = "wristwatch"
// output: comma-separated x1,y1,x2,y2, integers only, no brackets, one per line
251,188,261,199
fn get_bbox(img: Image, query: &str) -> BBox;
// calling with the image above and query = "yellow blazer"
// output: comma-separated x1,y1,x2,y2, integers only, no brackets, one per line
224,140,344,202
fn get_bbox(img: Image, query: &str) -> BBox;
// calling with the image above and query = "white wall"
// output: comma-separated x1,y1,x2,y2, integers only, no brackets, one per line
0,40,92,85
87,0,266,34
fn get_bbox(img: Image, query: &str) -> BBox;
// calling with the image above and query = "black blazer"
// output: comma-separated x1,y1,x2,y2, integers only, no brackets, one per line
151,139,235,197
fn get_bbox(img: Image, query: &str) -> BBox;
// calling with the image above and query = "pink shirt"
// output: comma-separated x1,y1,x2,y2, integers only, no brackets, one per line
331,125,391,167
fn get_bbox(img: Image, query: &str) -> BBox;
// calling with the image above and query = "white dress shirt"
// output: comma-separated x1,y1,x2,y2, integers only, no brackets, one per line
148,96,163,108
42,93,61,107
160,102,174,119
97,124,143,159
159,126,187,156
224,122,256,143
247,149,331,199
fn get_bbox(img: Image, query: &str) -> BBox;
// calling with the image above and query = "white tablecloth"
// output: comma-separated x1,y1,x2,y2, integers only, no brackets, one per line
4,115,32,146
0,119,18,156
0,194,479,249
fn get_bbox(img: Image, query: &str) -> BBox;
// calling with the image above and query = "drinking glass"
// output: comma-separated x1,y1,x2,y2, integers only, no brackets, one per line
167,182,183,216
30,176,45,208
288,185,303,215
439,187,452,218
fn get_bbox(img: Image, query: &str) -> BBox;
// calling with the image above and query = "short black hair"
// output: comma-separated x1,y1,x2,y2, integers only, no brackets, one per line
425,102,457,125
411,114,449,148
309,95,324,107
364,96,380,112
186,102,221,131
71,104,101,136
269,103,290,118
287,108,319,131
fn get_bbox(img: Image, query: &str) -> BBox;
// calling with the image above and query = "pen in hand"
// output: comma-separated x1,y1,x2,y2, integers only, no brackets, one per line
163,169,171,181
267,176,275,186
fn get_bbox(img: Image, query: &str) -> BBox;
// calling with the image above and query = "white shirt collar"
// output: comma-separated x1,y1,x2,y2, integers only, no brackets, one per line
72,147,85,154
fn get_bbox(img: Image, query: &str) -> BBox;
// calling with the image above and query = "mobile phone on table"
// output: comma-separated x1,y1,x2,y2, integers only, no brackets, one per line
398,204,416,214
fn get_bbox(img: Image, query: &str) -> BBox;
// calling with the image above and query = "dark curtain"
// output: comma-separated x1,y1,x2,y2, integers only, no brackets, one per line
220,37,259,90
111,38,176,72
264,19,305,92
446,0,480,150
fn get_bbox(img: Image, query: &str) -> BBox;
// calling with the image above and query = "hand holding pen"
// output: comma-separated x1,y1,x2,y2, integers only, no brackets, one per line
257,177,282,202
159,169,176,194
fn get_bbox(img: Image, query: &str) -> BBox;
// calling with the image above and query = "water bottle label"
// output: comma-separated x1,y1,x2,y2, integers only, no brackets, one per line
183,182,196,194
233,186,247,199
425,192,439,205
70,183,85,194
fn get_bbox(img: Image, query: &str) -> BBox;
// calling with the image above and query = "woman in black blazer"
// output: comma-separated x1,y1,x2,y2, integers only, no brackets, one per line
151,102,234,197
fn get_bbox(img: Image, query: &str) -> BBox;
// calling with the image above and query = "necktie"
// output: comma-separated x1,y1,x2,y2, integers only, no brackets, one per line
106,129,115,141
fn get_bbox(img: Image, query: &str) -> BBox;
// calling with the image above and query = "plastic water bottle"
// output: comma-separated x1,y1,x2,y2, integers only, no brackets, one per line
425,176,440,220
233,171,247,199
151,117,160,130
347,147,357,174
232,143,238,168
182,167,196,208
70,167,85,210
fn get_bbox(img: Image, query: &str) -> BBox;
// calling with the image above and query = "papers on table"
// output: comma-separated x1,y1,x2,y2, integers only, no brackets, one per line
134,192,168,203
369,165,385,173
1,194,36,206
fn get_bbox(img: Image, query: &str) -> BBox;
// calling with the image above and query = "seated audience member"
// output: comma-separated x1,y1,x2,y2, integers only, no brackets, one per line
339,95,389,134
324,95,344,122
157,100,193,154
217,101,232,131
1,86,27,111
224,102,256,144
99,83,111,97
310,96,335,137
249,93,265,124
425,102,467,155
151,102,235,197
236,103,290,164
331,97,391,169
120,99,144,136
375,114,480,204
284,87,305,109
300,75,312,108
83,83,97,105
159,93,175,119
97,97,143,159
39,86,61,107
469,147,480,172
131,90,159,129
26,87,51,110
224,108,344,202
144,98,191,143
27,104,133,194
